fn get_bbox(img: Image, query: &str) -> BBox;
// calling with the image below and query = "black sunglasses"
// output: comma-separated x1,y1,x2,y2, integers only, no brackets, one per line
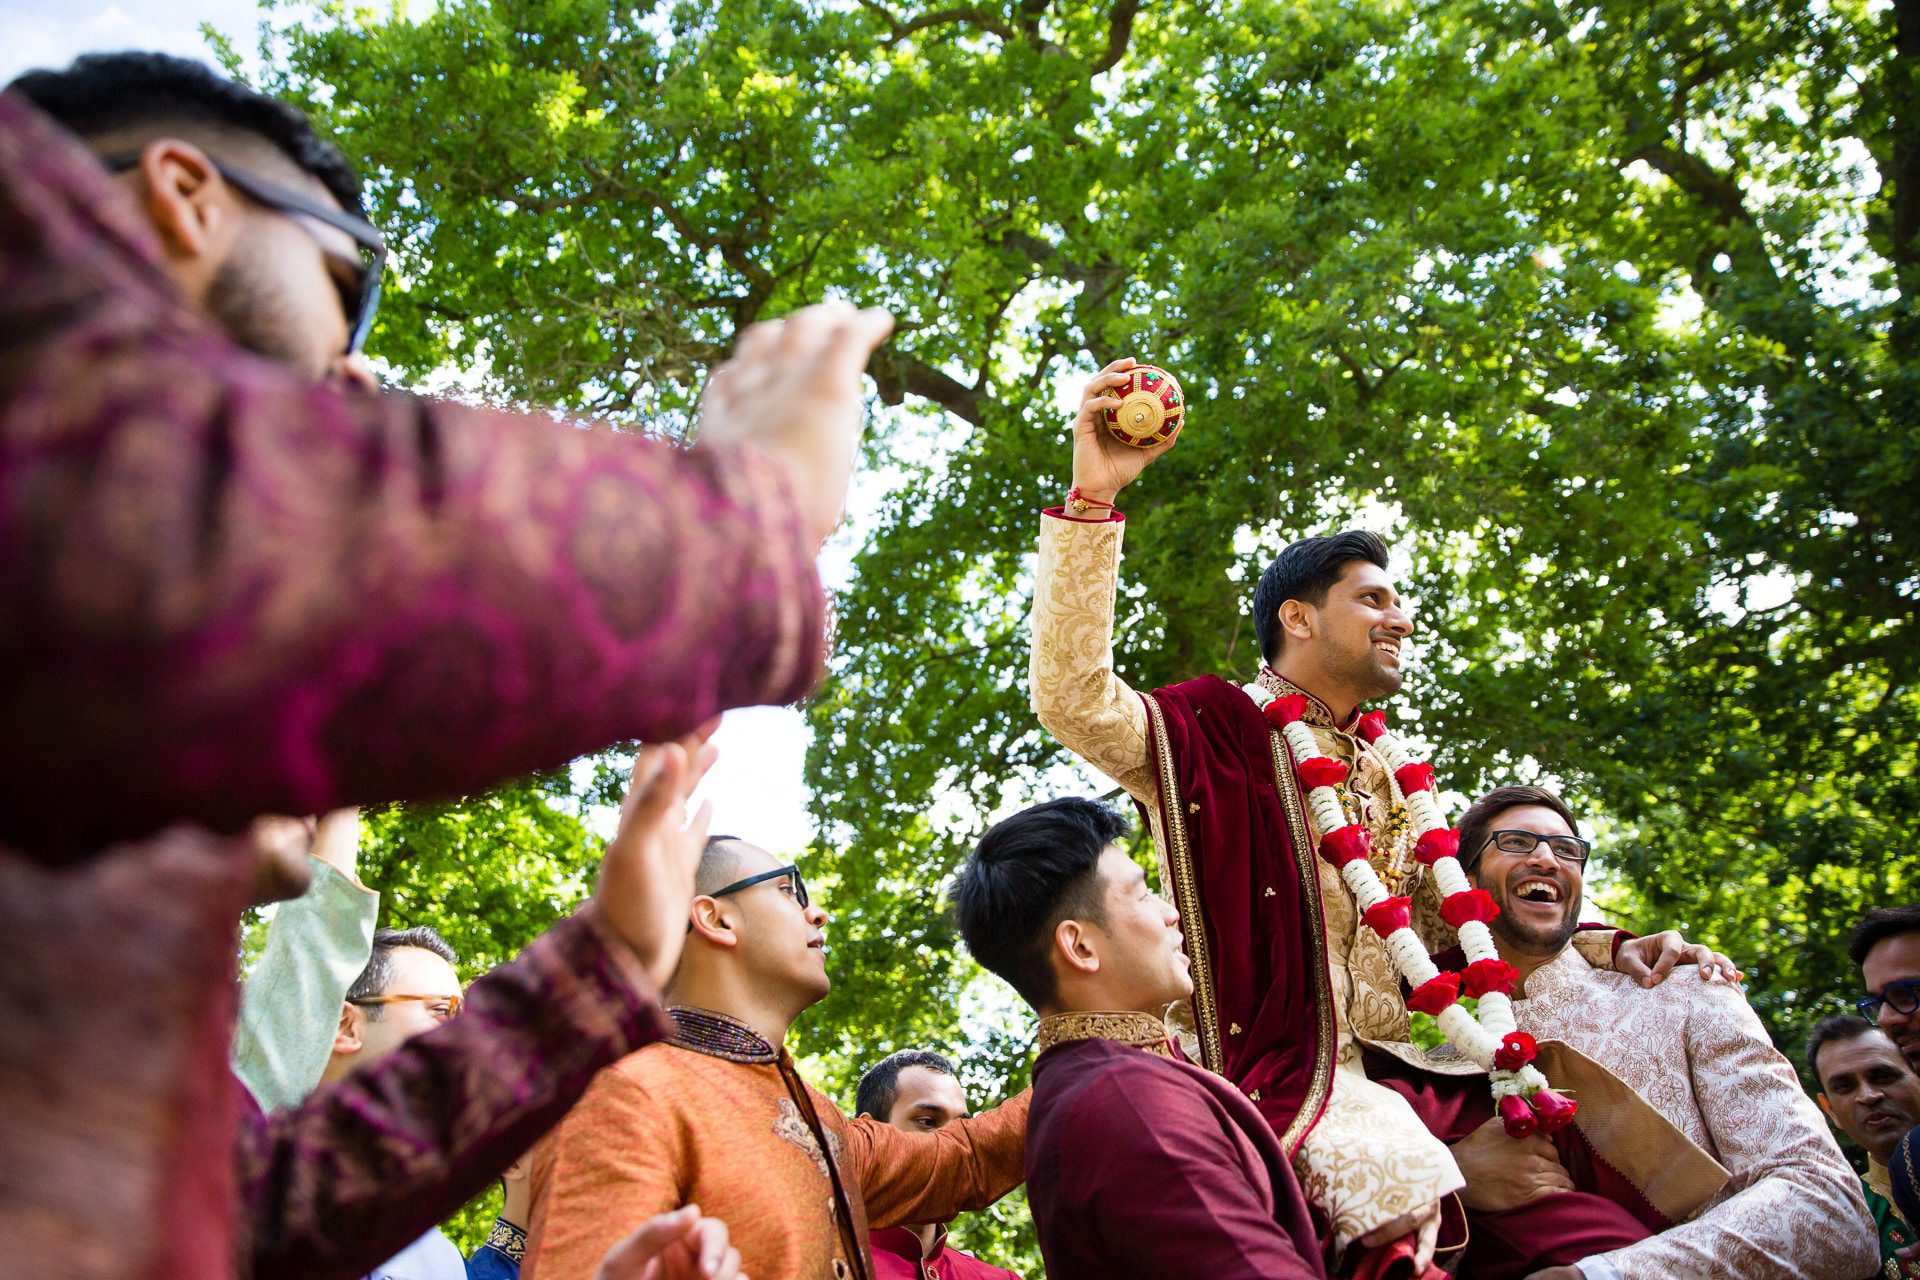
1859,978,1920,1021
1480,829,1592,867
711,864,810,909
103,151,386,355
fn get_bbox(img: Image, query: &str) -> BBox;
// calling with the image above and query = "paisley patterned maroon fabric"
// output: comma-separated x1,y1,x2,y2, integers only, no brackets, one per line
0,90,828,1280
0,89,824,862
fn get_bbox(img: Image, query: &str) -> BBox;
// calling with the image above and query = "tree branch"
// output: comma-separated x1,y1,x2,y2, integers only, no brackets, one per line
869,348,987,424
855,0,1019,45
1091,0,1140,74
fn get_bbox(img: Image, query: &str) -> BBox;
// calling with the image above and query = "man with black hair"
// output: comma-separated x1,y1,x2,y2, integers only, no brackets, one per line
0,49,888,1280
1855,906,1920,1073
1437,784,1872,1280
855,1049,1024,1280
1029,358,1730,1275
1808,1015,1920,1277
527,835,1029,1280
952,797,1325,1279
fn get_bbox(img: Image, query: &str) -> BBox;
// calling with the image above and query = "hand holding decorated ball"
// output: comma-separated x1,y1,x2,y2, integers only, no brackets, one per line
1101,364,1186,449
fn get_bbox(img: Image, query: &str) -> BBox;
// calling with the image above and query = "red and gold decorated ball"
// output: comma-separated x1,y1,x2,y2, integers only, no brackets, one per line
1101,364,1186,449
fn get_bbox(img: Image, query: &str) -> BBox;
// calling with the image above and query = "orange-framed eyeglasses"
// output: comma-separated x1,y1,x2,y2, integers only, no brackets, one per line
347,992,464,1021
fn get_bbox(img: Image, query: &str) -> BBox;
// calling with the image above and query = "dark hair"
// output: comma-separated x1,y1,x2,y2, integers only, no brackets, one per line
1807,1014,1881,1085
951,797,1129,1009
1251,530,1390,662
9,51,364,219
855,1049,958,1120
1457,785,1579,878
1849,904,1920,967
696,834,749,897
346,926,458,1019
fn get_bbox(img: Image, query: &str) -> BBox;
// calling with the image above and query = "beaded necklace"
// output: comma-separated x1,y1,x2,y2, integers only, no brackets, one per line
667,1005,778,1064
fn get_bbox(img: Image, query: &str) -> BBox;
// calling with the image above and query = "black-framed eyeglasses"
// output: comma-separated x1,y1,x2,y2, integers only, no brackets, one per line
1481,829,1592,866
1858,978,1920,1021
711,864,810,910
103,151,386,355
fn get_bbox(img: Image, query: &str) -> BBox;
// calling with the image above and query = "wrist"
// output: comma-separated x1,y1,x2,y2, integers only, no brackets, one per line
1067,481,1119,509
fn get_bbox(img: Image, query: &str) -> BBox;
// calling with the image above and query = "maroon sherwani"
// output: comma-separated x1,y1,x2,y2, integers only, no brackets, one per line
1026,1018,1326,1279
1138,675,1660,1276
0,91,824,1280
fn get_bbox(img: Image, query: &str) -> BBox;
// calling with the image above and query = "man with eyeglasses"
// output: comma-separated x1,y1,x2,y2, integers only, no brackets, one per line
315,927,478,1280
1436,784,1874,1280
1854,906,1920,1075
0,46,886,1280
526,835,1031,1280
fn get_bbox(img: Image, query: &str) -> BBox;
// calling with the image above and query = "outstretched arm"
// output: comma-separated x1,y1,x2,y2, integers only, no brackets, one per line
0,95,893,860
1029,358,1182,802
847,1088,1033,1229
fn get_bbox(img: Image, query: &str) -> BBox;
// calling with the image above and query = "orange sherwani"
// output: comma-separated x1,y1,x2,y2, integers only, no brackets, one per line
526,1041,1030,1280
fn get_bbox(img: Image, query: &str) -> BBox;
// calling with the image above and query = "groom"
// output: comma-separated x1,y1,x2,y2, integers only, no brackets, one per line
1028,358,1728,1274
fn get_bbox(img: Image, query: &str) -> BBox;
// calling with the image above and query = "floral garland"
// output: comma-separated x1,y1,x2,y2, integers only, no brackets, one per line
1246,683,1578,1138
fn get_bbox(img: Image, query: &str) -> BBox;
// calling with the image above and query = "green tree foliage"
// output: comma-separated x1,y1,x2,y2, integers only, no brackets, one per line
243,0,1918,1264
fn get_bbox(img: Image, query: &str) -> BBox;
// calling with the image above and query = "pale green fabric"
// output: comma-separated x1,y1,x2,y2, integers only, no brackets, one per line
231,858,379,1110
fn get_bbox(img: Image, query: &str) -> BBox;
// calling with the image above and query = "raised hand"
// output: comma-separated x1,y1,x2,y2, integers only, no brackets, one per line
593,1205,744,1280
696,301,895,546
592,726,720,988
1068,356,1183,506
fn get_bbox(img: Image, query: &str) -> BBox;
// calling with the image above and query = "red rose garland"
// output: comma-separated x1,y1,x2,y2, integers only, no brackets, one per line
1248,681,1576,1138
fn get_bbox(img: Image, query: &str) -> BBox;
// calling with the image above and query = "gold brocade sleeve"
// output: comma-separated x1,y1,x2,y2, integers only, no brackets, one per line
1030,515,1156,802
1291,1062,1466,1252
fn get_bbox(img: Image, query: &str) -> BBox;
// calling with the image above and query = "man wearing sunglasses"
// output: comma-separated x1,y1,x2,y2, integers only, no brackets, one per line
0,46,888,1280
1435,784,1873,1280
1853,905,1920,1074
527,835,1031,1280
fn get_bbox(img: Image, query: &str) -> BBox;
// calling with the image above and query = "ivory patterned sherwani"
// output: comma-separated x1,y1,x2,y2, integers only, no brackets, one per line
1507,946,1876,1279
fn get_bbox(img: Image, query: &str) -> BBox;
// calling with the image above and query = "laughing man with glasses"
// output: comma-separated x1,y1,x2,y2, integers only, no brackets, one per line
1436,784,1875,1280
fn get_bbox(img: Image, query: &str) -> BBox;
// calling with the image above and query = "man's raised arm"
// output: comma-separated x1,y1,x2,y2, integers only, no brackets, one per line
1028,358,1181,803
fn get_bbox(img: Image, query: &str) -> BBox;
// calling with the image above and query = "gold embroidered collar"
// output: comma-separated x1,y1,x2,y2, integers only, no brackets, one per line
1038,1010,1177,1057
1256,667,1359,732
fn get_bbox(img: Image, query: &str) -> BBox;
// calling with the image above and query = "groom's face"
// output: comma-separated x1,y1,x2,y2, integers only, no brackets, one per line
1310,560,1413,700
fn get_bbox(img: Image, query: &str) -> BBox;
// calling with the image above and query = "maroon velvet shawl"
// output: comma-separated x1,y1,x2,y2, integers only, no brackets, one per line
1138,674,1336,1157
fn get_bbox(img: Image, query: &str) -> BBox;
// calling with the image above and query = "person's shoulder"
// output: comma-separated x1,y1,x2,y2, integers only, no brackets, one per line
1045,1042,1206,1118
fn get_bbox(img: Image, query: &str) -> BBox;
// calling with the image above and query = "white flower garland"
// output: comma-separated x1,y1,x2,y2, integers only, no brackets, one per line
1244,681,1576,1135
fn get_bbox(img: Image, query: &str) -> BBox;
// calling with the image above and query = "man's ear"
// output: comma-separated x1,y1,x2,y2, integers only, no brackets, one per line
1054,918,1101,977
687,896,739,949
1816,1093,1835,1124
1278,599,1315,646
332,1002,366,1056
129,138,243,270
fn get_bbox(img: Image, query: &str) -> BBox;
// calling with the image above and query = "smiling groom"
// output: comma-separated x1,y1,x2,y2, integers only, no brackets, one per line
1030,358,1744,1277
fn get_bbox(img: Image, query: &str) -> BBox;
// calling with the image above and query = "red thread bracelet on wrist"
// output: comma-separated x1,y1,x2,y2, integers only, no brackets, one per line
1067,486,1116,514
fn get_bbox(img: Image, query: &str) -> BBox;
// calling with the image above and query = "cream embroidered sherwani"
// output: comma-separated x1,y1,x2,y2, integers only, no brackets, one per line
1030,512,1474,1248
1511,945,1877,1279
